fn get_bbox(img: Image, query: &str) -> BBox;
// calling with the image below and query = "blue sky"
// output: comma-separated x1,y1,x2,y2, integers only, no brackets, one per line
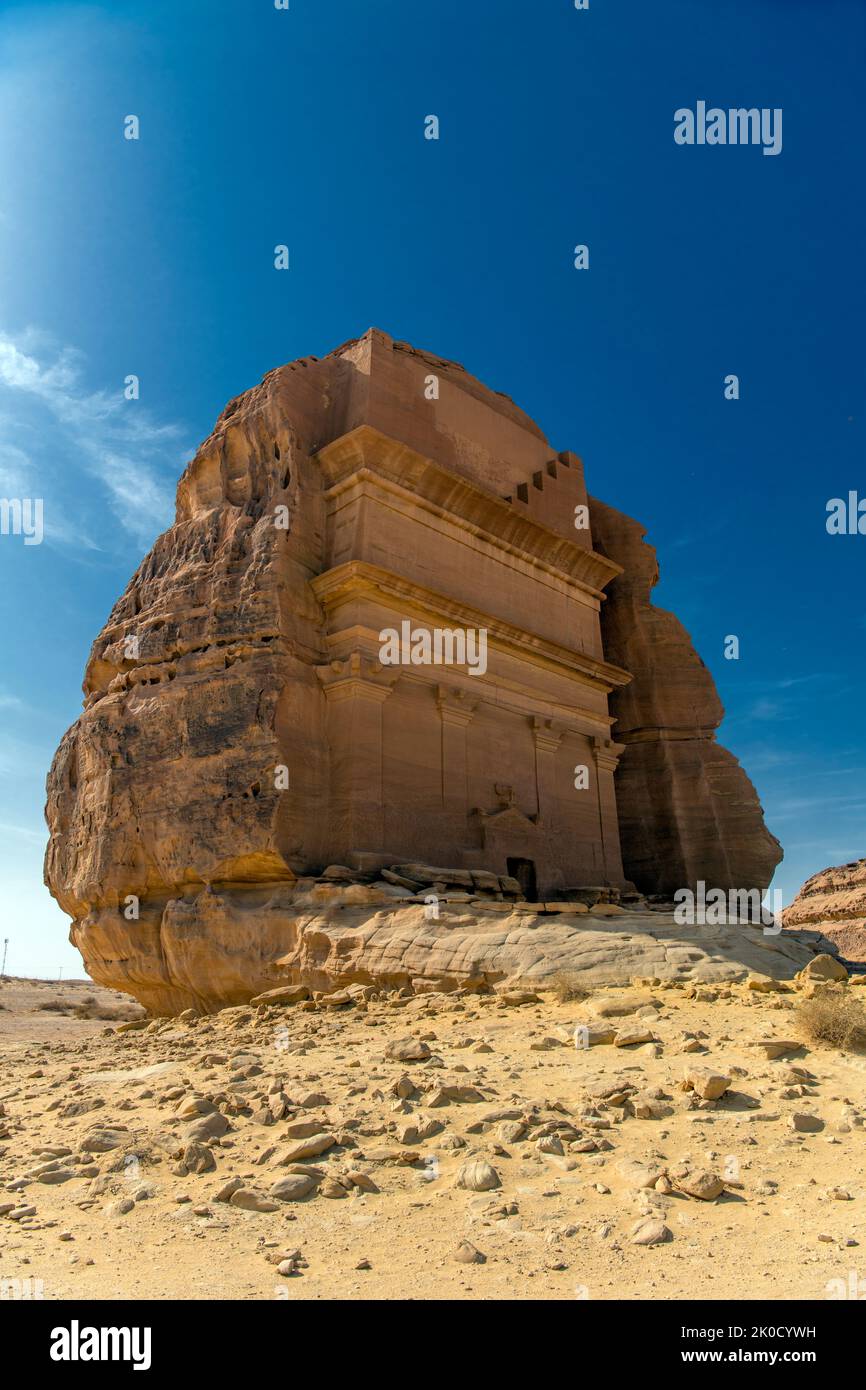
0,0,864,977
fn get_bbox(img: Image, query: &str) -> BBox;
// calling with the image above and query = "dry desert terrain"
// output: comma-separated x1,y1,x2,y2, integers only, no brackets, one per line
1,970,865,1302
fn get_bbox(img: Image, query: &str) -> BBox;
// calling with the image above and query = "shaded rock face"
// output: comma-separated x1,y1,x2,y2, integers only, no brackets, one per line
44,329,782,1012
590,500,783,898
783,860,866,966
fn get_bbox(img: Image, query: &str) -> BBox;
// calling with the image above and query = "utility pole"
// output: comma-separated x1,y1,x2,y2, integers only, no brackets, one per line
1,938,7,978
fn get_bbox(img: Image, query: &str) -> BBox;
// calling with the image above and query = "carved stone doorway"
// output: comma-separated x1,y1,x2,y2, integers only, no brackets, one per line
507,856,537,901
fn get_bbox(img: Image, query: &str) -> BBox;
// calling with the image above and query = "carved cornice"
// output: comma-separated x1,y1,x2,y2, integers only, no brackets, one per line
310,560,632,694
315,424,622,598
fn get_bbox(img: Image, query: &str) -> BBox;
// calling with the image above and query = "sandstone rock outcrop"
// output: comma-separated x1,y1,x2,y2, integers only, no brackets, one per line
44,329,783,1012
590,501,783,897
783,860,866,966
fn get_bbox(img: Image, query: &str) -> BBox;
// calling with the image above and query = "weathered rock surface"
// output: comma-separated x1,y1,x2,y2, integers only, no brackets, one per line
783,860,866,966
44,329,783,1012
590,499,783,898
34,889,823,1015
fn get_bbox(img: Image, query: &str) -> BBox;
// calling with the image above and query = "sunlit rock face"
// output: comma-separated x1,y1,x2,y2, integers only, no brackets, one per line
590,499,782,898
783,860,866,966
44,329,782,1012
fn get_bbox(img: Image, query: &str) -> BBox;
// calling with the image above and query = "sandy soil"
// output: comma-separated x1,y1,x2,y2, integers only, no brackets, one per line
1,975,865,1302
0,976,144,1043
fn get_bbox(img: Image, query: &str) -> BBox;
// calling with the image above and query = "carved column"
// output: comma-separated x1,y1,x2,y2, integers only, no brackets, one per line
532,716,564,823
592,735,626,885
316,653,398,867
436,686,477,852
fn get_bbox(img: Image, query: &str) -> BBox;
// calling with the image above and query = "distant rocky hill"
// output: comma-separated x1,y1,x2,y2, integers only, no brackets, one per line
783,859,866,966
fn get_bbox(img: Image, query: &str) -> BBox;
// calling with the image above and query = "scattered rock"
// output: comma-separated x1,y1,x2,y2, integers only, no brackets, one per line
789,1113,824,1133
454,1160,500,1192
229,1189,280,1213
183,1142,216,1174
675,1170,725,1201
250,985,311,1006
630,1218,673,1246
277,1134,336,1164
453,1241,486,1264
385,1038,432,1062
684,1067,731,1101
796,954,849,985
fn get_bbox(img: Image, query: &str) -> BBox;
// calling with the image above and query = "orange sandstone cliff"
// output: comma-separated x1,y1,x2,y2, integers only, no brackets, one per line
43,330,782,1011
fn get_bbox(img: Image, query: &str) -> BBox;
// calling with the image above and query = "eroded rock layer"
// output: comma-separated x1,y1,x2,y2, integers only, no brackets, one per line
44,329,783,1012
590,500,782,897
783,860,866,966
62,889,820,1016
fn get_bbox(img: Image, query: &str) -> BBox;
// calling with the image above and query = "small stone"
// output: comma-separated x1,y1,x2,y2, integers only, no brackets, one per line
685,1067,731,1101
229,1189,280,1212
214,1177,245,1203
175,1096,216,1120
320,1177,349,1199
573,1023,617,1048
277,1134,336,1163
283,1119,327,1140
755,1039,801,1060
789,1113,824,1133
536,1134,564,1156
80,1128,130,1153
614,1027,656,1048
747,973,783,993
630,1218,673,1246
250,985,310,1006
675,1170,724,1201
385,1038,432,1062
453,1240,486,1264
269,1175,318,1202
797,954,848,984
497,1121,525,1143
183,1142,216,1174
616,1159,666,1190
454,1160,500,1192
344,1170,379,1193
106,1198,135,1217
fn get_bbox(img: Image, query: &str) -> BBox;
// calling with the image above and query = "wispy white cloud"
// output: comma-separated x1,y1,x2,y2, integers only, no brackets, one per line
0,438,32,492
0,328,189,549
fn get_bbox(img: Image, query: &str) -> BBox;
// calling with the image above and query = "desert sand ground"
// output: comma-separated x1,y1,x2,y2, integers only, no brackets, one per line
1,973,865,1302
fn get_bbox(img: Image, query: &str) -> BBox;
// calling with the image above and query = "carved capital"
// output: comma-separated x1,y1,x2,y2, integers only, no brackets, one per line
532,715,564,754
435,684,478,727
315,652,399,703
591,734,625,773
